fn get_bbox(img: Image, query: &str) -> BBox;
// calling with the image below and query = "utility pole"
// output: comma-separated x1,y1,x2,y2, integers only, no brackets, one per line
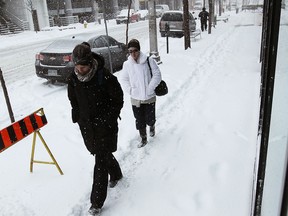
0,68,15,123
208,0,213,34
126,0,132,45
64,0,73,16
101,0,113,73
219,0,222,16
148,0,161,63
113,0,119,17
183,0,191,49
92,0,99,24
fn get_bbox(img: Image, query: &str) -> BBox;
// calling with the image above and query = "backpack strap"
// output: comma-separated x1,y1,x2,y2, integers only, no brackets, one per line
147,56,153,77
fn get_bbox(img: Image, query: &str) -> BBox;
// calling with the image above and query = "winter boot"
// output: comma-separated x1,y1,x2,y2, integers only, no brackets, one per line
88,205,101,216
109,174,123,188
138,128,147,148
149,125,155,137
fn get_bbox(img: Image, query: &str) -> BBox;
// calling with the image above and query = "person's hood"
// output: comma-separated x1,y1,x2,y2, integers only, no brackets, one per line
127,51,147,65
91,52,105,70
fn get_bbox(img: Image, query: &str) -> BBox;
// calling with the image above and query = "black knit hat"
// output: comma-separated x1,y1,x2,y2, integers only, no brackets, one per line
127,39,140,51
72,42,93,65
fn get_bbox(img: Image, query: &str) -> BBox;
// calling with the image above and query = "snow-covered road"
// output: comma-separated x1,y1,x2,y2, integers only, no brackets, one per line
0,21,149,85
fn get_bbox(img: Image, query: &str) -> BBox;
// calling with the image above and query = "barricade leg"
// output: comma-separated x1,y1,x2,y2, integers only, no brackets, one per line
30,130,63,175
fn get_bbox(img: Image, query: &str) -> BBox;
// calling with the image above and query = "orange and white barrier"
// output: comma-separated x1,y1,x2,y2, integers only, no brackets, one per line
0,108,47,152
0,108,63,175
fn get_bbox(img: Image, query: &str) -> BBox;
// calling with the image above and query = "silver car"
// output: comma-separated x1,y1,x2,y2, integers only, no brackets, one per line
159,10,197,37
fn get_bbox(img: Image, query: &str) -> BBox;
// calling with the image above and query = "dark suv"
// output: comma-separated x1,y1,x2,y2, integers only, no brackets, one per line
159,10,197,37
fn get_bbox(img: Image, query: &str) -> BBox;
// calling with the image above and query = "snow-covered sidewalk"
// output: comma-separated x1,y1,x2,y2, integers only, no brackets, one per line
0,12,262,216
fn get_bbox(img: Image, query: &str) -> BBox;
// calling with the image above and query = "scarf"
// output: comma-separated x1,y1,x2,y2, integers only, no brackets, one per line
74,59,98,82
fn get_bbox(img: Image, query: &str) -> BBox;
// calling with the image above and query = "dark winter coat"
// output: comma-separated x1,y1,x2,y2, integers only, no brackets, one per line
67,53,124,154
199,10,209,22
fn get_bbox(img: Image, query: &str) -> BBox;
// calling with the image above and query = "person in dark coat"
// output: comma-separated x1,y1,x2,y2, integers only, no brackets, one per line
198,7,209,31
67,42,124,216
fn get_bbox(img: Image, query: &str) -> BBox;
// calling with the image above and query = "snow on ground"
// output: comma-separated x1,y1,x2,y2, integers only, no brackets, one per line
0,11,264,216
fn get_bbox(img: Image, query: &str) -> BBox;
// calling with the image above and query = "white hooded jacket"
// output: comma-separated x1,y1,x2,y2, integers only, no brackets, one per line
120,51,162,101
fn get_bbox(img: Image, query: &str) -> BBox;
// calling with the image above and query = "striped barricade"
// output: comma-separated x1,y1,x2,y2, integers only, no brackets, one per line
0,108,63,175
0,108,47,152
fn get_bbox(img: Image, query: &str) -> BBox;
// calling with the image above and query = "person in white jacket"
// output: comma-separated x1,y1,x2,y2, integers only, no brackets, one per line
120,39,162,147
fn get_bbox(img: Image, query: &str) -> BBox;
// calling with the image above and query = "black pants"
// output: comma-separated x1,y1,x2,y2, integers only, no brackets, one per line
201,21,207,31
90,152,122,208
132,102,156,131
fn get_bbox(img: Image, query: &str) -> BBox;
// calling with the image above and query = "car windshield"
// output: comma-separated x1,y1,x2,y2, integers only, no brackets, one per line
162,13,183,21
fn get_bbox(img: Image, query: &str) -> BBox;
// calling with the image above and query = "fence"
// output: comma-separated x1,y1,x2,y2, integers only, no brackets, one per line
59,15,79,26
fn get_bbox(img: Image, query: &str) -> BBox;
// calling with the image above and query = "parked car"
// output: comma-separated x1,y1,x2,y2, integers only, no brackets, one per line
136,9,149,20
155,4,169,18
116,9,140,24
35,35,128,83
159,10,197,37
